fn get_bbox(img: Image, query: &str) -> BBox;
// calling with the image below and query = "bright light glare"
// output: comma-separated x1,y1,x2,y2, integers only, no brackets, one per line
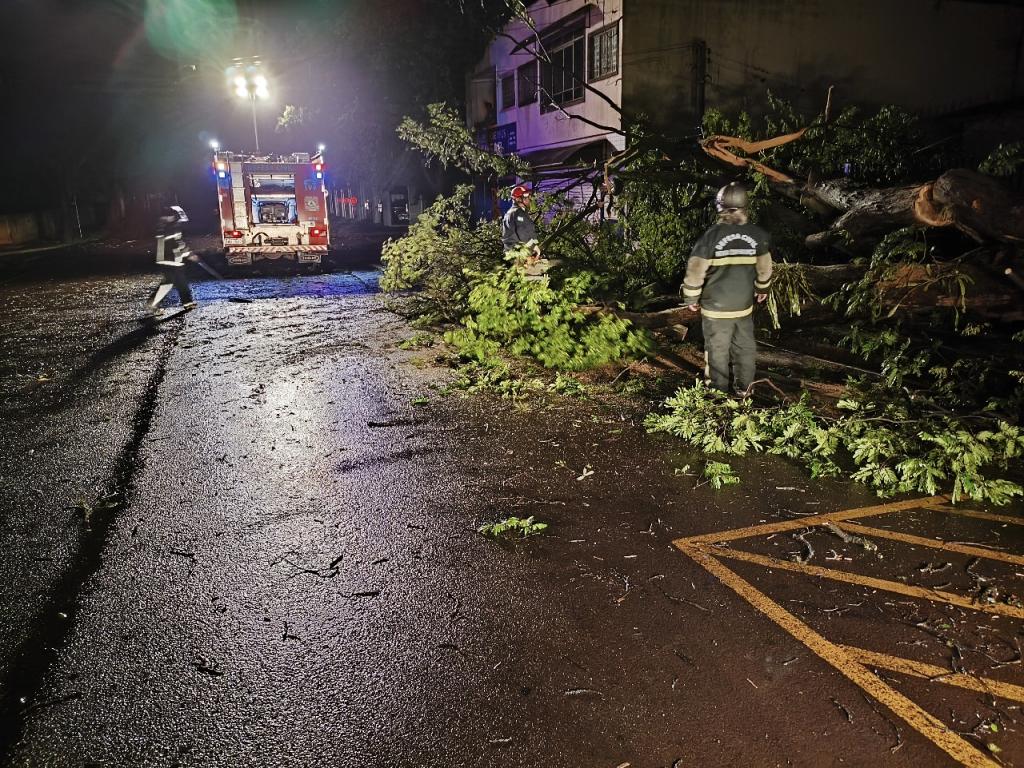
210,139,220,149
235,85,250,99
254,85,270,100
317,143,325,152
253,75,267,87
233,75,246,88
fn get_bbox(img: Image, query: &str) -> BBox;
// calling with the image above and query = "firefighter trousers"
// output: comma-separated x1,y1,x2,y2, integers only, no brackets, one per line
148,263,194,309
702,313,756,394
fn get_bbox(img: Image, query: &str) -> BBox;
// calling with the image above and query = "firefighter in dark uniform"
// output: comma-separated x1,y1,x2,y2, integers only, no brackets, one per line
502,185,552,280
681,183,774,394
147,205,197,315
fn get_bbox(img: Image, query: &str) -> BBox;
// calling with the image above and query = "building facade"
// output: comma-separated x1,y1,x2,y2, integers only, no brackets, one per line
467,0,626,219
468,0,1024,218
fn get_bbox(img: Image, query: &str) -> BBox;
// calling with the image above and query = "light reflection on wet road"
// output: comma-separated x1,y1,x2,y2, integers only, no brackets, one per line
3,251,1023,767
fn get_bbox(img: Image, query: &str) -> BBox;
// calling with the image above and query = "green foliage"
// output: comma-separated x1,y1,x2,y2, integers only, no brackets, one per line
398,332,435,350
551,372,588,398
979,142,1024,177
829,229,953,320
380,185,504,320
704,95,942,186
397,102,529,177
703,460,740,489
443,359,545,402
444,267,652,371
765,261,818,330
478,515,548,538
647,381,1024,505
276,104,316,132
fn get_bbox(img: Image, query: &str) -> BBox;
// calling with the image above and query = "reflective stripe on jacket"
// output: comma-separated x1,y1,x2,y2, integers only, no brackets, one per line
682,222,773,317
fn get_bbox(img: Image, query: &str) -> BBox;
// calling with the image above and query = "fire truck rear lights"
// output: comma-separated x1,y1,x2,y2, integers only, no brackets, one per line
216,162,227,171
310,227,326,237
218,171,227,179
316,172,323,179
313,162,323,172
224,229,243,238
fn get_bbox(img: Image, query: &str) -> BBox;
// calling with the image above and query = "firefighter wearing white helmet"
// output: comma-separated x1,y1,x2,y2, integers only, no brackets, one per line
680,182,774,395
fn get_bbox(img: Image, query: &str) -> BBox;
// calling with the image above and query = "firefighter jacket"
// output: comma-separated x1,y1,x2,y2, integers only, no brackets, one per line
681,222,773,319
502,204,538,251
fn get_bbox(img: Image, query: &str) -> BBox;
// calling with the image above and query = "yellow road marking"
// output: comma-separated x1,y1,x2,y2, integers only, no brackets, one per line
840,645,1024,704
675,496,948,546
707,544,1024,620
834,521,1024,568
924,504,1024,527
676,542,999,768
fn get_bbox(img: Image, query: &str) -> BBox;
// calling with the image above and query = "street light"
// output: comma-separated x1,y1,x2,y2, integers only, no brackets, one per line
231,68,270,153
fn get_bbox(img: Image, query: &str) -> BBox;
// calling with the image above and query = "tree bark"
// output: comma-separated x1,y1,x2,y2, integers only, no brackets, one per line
804,170,1024,248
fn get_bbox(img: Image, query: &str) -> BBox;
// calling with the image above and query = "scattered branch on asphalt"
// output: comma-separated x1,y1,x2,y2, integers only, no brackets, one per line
824,522,880,556
790,529,815,564
831,698,854,723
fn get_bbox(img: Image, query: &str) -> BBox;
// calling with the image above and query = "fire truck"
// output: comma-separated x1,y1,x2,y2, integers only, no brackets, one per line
213,148,330,266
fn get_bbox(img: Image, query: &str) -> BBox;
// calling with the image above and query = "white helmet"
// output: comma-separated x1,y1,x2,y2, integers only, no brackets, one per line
715,183,748,212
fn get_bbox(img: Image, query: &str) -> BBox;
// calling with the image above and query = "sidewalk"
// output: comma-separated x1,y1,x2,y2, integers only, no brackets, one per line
0,237,97,258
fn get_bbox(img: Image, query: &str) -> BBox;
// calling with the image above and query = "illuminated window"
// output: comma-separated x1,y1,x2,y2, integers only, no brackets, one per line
501,73,515,110
540,29,584,112
589,23,619,81
517,61,537,106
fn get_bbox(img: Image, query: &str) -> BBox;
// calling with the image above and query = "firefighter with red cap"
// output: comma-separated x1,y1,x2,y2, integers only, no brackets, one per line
502,184,551,280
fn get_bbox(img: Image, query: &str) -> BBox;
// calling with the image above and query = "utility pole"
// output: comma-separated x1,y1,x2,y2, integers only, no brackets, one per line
250,94,260,153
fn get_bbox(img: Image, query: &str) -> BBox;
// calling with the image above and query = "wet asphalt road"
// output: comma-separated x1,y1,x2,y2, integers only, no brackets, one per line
1,244,1023,767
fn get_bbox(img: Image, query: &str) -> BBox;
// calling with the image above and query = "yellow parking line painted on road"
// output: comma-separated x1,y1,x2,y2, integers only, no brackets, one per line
924,504,1024,527
675,496,948,546
677,542,999,768
708,544,1024,620
840,645,1024,704
835,521,1024,568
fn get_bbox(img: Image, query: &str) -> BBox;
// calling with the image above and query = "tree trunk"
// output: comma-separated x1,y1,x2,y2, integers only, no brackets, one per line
804,170,1024,248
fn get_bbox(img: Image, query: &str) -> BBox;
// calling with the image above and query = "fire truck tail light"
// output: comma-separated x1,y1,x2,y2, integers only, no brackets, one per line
310,227,326,238
224,229,243,239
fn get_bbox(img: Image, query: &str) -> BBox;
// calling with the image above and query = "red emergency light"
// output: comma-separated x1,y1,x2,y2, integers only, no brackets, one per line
224,229,243,238
310,226,327,238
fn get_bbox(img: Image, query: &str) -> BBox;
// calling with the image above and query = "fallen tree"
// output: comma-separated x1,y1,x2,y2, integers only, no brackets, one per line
388,85,1024,504
700,128,1024,250
804,169,1024,248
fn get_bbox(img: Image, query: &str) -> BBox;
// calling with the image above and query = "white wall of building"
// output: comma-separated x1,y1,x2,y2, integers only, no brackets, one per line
468,0,626,157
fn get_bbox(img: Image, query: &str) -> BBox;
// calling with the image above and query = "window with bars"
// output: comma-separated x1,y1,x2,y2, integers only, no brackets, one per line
540,30,585,112
588,22,619,81
517,60,537,106
500,73,515,110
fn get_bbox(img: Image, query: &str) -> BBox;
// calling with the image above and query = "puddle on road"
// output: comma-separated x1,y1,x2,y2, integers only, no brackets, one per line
191,270,380,303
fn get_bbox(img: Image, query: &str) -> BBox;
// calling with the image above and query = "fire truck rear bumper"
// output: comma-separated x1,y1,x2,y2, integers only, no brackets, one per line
225,245,327,265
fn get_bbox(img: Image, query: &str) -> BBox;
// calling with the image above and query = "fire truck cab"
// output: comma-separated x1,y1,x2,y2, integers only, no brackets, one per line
213,149,329,266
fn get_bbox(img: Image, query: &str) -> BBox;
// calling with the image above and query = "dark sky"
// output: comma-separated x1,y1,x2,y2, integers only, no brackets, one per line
0,1,367,210
0,0,502,214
